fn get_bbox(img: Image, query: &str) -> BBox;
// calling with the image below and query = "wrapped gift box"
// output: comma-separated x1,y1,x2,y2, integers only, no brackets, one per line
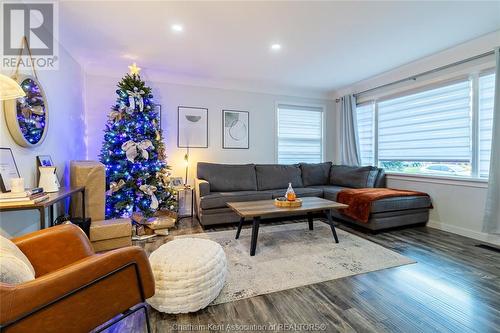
90,218,132,252
134,210,177,236
70,160,105,221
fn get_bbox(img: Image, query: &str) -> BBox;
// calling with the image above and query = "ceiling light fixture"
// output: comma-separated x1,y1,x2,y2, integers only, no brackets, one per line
270,43,282,51
171,24,184,33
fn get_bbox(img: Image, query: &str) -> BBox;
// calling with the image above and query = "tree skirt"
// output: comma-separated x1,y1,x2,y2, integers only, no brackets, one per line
176,222,415,305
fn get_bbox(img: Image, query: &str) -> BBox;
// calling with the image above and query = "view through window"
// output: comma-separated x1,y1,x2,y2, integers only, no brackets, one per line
356,73,495,179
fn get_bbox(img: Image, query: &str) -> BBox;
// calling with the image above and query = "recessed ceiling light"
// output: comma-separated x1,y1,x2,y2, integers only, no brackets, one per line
270,43,282,51
122,54,138,60
171,24,184,33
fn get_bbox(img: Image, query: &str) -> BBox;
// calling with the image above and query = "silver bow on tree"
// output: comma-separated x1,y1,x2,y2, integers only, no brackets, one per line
106,179,125,195
121,140,153,163
126,88,145,112
139,184,159,209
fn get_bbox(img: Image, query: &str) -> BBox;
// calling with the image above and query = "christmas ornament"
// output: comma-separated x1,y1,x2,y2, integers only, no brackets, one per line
108,110,122,122
106,179,126,195
156,168,171,187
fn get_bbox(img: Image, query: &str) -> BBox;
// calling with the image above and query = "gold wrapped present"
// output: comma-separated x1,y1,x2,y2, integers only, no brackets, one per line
70,161,105,221
90,218,131,252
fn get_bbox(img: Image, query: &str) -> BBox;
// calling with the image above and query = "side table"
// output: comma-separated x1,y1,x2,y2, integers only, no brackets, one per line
0,186,85,230
174,185,194,219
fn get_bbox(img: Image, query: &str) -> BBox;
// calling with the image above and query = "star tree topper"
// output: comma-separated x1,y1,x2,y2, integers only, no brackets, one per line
128,62,141,75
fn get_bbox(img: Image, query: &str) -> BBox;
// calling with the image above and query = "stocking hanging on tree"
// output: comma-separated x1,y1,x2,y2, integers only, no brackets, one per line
100,64,177,219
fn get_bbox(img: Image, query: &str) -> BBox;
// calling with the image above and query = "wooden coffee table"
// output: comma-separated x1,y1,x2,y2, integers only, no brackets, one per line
227,197,348,256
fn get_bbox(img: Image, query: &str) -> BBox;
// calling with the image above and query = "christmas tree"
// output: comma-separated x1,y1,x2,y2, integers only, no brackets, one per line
100,64,177,219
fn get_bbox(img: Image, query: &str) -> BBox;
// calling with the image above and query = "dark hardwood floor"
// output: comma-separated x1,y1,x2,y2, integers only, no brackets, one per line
127,213,500,333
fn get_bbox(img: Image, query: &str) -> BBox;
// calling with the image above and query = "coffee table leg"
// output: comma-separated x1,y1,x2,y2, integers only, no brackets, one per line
325,210,339,243
250,216,260,256
236,217,244,239
307,212,314,230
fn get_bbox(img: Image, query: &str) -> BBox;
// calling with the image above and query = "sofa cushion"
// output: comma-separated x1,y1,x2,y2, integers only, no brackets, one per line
371,195,432,213
267,187,324,199
374,169,387,188
330,165,379,188
300,162,332,186
200,191,272,210
0,234,35,284
197,162,257,192
255,164,303,190
312,185,349,201
331,208,429,230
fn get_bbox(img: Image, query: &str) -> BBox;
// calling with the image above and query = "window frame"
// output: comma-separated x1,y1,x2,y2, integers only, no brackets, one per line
275,102,326,164
356,68,495,181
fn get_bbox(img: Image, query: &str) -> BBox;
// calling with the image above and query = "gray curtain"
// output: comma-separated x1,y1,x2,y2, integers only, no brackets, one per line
339,94,361,166
483,47,500,234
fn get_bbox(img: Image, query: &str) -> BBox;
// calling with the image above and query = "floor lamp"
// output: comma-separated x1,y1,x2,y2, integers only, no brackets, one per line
184,147,190,187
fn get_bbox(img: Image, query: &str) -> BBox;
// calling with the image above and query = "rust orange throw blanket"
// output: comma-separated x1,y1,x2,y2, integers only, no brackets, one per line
337,188,430,223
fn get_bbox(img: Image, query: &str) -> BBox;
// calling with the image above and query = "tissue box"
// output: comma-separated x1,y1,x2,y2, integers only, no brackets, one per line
70,160,105,221
90,218,131,252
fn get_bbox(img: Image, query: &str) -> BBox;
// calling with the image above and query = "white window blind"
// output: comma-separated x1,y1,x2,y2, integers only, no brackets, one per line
378,80,472,162
277,104,323,164
356,103,375,166
479,73,495,178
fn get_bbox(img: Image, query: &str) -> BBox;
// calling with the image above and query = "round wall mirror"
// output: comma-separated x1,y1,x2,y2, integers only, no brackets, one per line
4,75,49,147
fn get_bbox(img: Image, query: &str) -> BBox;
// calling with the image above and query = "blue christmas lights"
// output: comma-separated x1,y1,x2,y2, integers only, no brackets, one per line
100,73,177,218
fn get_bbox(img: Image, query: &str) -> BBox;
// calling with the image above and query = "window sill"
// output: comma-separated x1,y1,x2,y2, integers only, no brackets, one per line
385,172,489,188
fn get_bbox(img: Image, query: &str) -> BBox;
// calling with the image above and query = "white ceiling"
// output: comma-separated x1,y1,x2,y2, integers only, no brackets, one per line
59,1,500,97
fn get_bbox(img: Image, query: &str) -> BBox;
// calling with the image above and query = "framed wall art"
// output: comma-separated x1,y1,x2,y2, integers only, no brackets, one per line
222,110,249,149
37,155,54,167
0,148,21,192
178,106,208,148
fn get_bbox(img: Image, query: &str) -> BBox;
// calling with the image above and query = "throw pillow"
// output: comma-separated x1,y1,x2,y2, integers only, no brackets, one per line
330,165,380,188
0,234,35,284
300,162,332,186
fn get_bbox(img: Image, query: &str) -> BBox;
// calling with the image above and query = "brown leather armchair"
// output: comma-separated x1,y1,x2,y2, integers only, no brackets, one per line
0,224,155,333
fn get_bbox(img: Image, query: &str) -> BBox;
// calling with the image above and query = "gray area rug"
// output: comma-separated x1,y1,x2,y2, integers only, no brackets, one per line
176,222,415,305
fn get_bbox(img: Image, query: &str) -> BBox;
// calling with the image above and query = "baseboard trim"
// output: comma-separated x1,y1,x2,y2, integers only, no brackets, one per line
427,220,500,246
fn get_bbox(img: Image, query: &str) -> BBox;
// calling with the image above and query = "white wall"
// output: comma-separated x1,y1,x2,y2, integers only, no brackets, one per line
0,47,86,237
84,74,336,182
333,31,500,245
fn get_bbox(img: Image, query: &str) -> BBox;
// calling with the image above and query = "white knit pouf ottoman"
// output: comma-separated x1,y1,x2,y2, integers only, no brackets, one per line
146,238,227,314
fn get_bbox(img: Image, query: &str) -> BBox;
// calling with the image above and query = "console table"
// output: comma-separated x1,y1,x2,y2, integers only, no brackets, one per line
0,186,85,230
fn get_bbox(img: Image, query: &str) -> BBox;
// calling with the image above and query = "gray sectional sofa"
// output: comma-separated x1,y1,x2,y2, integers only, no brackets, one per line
194,162,432,231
